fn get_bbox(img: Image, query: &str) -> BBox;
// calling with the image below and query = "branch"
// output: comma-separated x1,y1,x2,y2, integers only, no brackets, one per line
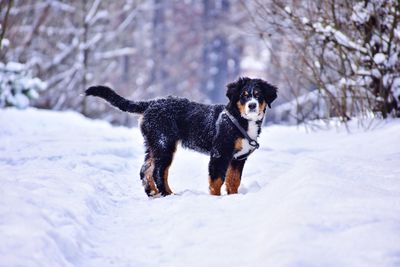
22,2,50,48
94,47,136,60
0,0,13,50
84,0,101,25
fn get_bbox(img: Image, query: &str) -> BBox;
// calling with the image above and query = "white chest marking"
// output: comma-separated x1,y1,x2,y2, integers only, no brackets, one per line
234,121,259,158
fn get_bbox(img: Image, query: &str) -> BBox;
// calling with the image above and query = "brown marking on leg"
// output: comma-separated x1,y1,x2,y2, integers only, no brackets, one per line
163,166,173,195
144,154,158,196
162,142,177,195
225,164,241,194
209,177,223,196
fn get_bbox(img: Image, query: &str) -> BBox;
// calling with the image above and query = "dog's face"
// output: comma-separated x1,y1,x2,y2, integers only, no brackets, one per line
226,77,277,121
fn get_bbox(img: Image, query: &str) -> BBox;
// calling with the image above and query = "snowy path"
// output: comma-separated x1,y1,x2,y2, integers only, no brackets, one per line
1,108,400,267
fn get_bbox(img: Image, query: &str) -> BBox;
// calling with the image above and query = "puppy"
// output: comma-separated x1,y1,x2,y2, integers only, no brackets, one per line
85,77,277,196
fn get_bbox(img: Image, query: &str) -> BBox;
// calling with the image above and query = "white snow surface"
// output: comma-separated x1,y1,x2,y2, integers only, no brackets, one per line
1,108,400,267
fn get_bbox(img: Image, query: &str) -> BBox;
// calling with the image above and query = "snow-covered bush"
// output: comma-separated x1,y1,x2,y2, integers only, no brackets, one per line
272,90,329,124
255,0,400,122
287,0,400,120
0,62,46,109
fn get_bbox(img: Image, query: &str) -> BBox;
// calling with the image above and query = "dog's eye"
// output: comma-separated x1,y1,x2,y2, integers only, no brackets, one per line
243,91,249,97
254,91,260,97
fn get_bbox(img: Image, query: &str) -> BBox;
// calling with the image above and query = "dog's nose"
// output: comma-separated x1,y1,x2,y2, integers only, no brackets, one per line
248,103,257,110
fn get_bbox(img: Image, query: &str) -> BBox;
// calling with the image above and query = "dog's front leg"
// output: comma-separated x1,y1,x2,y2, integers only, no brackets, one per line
208,149,233,196
225,159,246,194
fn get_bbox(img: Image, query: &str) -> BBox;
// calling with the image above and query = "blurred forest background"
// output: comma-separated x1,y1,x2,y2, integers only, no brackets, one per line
0,0,399,126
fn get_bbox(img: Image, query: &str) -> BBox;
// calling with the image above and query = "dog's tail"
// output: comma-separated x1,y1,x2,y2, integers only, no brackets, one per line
85,85,150,114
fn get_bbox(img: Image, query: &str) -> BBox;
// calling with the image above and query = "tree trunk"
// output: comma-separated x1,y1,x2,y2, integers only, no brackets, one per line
150,0,168,95
202,0,230,103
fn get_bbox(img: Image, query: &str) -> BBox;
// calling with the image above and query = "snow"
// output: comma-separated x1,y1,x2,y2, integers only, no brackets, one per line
351,2,372,24
310,22,368,54
5,61,25,72
1,108,400,267
84,0,101,24
301,17,309,25
374,53,386,65
0,38,9,49
333,30,367,54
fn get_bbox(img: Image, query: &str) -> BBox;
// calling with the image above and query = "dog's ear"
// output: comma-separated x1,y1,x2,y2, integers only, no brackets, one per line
226,77,249,101
258,79,278,108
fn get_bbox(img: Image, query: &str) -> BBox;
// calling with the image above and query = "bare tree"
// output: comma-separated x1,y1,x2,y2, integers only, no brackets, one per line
201,0,230,103
0,0,13,51
2,0,251,124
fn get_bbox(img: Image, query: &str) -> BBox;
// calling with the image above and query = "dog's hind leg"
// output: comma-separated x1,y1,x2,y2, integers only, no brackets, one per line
140,149,158,197
140,110,179,197
152,141,177,196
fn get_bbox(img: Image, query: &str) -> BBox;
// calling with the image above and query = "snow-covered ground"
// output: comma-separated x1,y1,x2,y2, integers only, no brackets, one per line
0,108,399,267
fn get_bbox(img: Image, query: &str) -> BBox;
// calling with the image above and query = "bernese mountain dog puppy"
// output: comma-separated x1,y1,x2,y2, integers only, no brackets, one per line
85,77,277,197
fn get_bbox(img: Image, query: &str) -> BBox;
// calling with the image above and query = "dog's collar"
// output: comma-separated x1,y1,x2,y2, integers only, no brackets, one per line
222,110,260,160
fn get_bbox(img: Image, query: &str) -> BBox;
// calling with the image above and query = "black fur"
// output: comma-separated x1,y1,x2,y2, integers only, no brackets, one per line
86,86,150,113
85,77,277,197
